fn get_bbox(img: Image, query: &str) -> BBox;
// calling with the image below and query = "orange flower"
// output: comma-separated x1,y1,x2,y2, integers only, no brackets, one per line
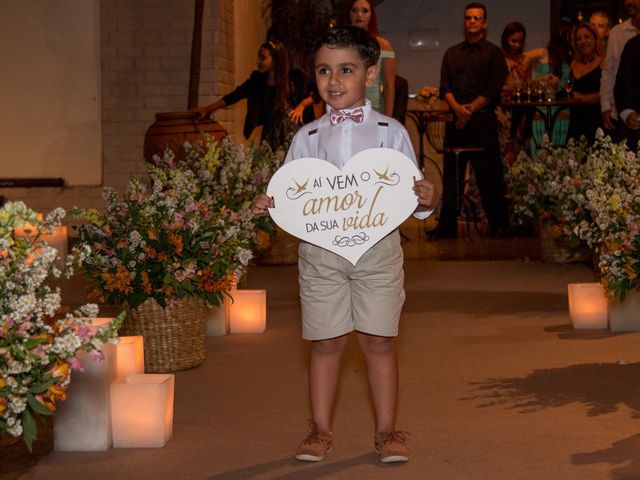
0,396,7,416
148,227,158,240
140,271,153,294
36,384,67,412
157,252,169,262
47,361,70,382
169,231,183,255
101,265,134,294
143,245,158,258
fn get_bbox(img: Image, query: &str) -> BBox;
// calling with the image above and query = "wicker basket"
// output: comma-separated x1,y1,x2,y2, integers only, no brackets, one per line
255,226,300,265
539,220,588,264
123,296,207,373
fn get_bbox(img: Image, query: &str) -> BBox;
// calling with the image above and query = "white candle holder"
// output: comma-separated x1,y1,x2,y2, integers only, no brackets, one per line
205,298,231,336
567,283,608,329
229,289,267,334
115,335,145,376
53,317,117,451
110,374,175,448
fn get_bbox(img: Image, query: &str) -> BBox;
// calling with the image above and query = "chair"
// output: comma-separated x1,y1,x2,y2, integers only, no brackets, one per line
392,75,409,125
427,121,485,239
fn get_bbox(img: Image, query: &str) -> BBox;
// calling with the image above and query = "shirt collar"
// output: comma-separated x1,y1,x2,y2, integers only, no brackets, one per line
462,38,485,49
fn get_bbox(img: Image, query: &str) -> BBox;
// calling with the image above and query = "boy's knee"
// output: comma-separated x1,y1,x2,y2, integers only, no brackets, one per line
311,336,349,356
357,333,394,355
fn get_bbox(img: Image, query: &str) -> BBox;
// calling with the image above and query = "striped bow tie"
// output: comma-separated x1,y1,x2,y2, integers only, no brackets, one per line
329,107,364,126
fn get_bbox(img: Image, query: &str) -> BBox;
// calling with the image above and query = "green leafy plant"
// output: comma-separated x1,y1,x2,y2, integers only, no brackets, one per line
0,201,121,450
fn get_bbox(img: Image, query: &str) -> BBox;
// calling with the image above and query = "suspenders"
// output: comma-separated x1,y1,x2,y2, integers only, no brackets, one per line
307,121,390,157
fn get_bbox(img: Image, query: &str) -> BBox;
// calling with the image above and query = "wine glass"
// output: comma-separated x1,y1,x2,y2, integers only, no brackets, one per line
564,78,574,98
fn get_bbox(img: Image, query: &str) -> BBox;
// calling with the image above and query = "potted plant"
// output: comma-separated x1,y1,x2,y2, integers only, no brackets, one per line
558,132,640,302
72,140,259,371
0,201,120,451
507,135,589,263
154,134,291,265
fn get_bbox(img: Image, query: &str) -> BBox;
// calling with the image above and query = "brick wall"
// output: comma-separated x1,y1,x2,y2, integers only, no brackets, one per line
0,0,236,220
100,0,235,190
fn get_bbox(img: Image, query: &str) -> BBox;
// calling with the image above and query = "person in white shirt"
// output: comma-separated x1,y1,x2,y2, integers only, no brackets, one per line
599,0,640,137
614,34,640,150
252,25,437,465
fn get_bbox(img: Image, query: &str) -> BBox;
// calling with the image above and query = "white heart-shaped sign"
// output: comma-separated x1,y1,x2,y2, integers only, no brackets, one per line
266,148,421,265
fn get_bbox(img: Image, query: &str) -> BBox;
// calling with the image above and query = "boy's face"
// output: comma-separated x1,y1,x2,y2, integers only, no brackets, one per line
314,45,377,110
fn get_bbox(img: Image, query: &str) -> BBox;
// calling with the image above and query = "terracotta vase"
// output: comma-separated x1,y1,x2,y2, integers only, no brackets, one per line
143,111,226,163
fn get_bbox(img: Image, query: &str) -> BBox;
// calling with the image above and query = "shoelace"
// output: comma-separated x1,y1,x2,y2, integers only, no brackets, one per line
376,431,409,445
303,421,332,444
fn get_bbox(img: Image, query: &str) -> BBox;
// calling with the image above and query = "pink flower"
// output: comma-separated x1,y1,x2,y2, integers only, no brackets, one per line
69,356,85,372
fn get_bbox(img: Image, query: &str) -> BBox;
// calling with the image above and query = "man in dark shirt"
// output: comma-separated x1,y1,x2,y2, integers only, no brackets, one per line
614,34,640,152
432,2,509,239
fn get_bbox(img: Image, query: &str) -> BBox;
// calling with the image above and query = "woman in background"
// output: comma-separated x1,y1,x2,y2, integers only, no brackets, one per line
349,0,396,116
193,39,296,150
501,21,529,101
525,19,573,152
498,21,529,168
567,23,604,142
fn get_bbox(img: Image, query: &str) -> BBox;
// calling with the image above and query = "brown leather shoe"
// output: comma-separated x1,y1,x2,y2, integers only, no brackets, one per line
295,422,333,462
374,431,409,463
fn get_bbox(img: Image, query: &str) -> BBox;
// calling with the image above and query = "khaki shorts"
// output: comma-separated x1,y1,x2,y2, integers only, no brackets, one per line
298,230,405,340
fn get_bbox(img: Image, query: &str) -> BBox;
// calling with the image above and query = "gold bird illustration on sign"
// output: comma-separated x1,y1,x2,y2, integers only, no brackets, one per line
374,167,391,181
294,179,309,194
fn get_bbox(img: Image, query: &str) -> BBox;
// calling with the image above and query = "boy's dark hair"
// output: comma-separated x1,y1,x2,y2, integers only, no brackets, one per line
313,25,380,68
465,2,487,18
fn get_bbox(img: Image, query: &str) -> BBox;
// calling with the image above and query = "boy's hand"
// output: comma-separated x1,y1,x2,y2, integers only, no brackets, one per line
251,193,275,217
413,178,439,210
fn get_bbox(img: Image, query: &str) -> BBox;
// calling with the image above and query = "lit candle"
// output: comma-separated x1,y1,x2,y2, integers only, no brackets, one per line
229,289,266,334
567,283,608,329
114,336,145,376
110,374,175,448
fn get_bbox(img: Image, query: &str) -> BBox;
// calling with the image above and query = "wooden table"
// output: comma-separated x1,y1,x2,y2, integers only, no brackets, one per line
501,98,599,146
406,106,452,177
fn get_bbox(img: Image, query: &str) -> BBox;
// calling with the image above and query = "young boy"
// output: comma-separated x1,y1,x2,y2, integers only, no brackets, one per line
251,26,438,463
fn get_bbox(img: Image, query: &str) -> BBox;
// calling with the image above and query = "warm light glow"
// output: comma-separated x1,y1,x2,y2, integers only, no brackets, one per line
229,289,266,334
110,374,175,448
14,222,68,267
567,283,608,329
115,336,145,376
40,225,68,263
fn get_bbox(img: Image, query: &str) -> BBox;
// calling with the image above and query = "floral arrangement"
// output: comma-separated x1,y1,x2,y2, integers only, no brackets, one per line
507,135,588,230
73,136,282,310
556,132,640,300
153,135,285,251
0,201,120,450
509,131,640,300
415,86,440,108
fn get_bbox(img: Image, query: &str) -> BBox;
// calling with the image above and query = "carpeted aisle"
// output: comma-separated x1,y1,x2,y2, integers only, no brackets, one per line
16,260,640,480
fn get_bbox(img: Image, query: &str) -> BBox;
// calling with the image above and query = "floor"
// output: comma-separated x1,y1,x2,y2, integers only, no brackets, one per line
5,217,627,480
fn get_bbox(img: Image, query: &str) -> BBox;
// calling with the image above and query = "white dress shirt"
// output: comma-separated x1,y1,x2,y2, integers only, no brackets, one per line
600,18,639,118
285,100,431,219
